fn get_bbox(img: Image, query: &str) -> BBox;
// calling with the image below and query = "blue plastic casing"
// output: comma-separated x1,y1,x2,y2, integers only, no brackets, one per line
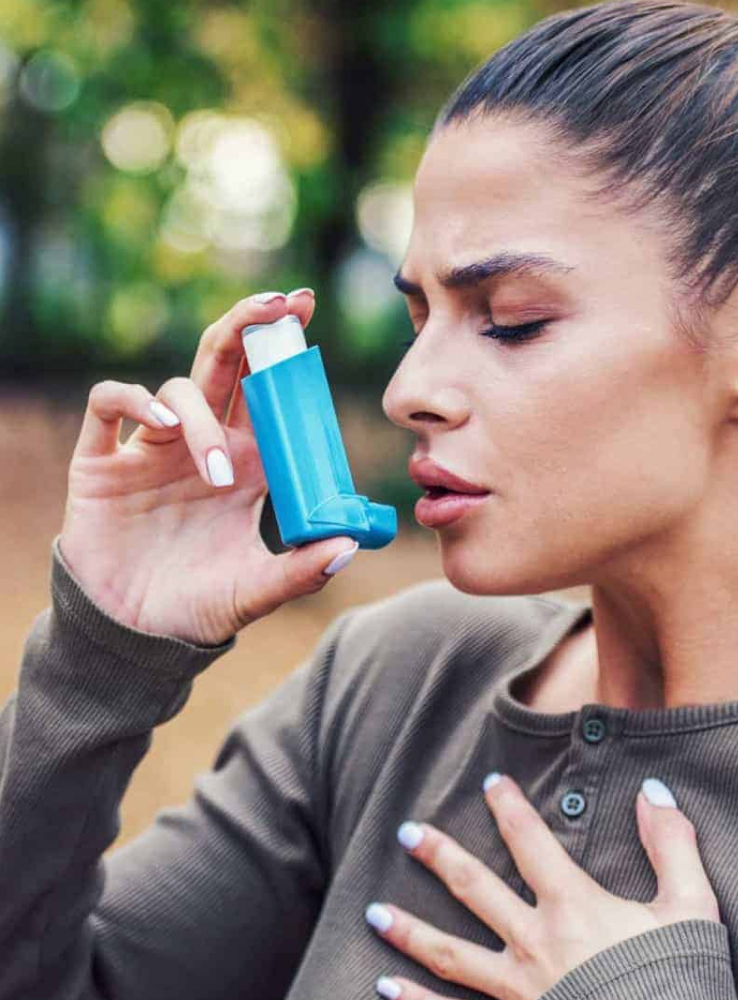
240,343,397,549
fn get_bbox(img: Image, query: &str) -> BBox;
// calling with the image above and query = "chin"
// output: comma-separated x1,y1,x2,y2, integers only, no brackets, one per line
436,539,508,595
437,536,578,597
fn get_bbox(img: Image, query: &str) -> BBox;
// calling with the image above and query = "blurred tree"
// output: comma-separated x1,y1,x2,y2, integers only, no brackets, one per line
0,0,545,390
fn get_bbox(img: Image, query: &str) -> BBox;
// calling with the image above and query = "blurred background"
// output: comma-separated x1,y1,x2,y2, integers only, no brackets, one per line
1,0,590,850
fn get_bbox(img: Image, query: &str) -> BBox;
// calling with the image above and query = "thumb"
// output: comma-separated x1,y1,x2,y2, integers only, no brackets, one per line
637,777,719,920
282,535,359,590
231,537,360,628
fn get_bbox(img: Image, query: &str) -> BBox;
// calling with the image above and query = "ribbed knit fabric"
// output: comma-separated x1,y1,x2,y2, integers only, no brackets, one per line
0,534,736,1000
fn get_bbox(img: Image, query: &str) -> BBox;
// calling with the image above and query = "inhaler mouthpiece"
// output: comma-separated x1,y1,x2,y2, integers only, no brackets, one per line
241,314,308,373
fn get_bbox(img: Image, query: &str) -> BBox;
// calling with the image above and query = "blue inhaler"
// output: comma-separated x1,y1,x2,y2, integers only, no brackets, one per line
239,314,397,550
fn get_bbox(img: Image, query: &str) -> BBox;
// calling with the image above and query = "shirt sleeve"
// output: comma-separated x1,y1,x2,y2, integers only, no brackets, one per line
539,919,736,1000
0,534,354,1000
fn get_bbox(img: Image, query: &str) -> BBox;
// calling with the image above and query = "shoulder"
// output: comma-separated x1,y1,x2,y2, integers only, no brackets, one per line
332,577,569,692
320,577,570,755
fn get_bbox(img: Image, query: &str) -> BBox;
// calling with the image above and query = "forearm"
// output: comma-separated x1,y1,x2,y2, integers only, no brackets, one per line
0,537,235,999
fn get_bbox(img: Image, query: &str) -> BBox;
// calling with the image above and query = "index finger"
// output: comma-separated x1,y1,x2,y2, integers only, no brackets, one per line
190,289,316,423
397,821,532,944
484,774,587,901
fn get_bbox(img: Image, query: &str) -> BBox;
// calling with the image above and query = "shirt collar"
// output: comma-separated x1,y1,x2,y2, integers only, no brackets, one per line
491,597,738,737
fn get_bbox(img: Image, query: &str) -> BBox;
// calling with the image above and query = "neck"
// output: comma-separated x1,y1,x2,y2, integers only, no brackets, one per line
588,566,738,710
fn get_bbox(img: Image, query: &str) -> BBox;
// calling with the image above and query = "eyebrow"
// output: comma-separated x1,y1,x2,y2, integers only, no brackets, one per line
393,251,576,296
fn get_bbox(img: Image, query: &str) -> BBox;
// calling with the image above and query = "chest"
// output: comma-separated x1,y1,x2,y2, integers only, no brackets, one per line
287,719,738,999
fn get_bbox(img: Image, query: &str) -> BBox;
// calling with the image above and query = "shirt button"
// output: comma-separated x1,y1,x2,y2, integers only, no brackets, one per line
582,717,607,743
560,791,587,818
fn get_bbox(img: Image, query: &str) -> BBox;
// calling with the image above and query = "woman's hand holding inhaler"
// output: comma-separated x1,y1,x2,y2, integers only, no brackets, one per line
58,290,360,647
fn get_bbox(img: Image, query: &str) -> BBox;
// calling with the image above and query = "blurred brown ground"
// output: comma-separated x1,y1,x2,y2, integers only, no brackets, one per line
0,389,590,854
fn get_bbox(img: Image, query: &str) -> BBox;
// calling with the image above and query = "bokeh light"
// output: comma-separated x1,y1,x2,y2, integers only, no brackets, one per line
166,112,297,253
105,280,170,355
336,247,397,325
32,221,93,297
160,186,211,255
19,49,80,112
356,181,413,267
101,101,175,174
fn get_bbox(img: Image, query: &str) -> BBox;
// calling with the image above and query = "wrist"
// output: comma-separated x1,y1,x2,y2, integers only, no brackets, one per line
51,534,237,675
57,535,141,629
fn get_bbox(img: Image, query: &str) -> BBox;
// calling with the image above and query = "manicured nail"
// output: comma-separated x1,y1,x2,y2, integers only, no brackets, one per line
287,286,315,297
397,821,424,850
149,400,180,427
365,903,393,933
642,777,677,808
253,291,286,303
376,976,402,999
322,540,359,576
483,772,502,792
206,448,234,487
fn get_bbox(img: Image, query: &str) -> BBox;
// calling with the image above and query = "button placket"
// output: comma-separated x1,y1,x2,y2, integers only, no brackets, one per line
549,710,617,863
559,713,609,823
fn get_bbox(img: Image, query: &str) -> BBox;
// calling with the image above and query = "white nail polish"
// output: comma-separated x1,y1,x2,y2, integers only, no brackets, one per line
365,903,393,933
149,400,180,427
483,772,502,792
253,291,285,303
397,821,424,850
322,541,359,576
206,448,234,487
642,777,677,808
376,977,402,999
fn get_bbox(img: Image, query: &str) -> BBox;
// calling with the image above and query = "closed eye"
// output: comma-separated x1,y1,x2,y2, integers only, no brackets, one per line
399,319,550,354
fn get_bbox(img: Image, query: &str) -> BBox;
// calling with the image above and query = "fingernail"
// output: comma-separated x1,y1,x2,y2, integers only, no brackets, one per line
322,540,359,576
397,821,424,850
376,976,402,999
483,772,503,792
287,286,315,297
206,447,234,487
149,400,180,427
365,903,393,933
641,777,677,808
253,291,286,303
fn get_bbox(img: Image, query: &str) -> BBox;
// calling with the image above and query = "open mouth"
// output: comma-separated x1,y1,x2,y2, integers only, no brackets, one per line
424,485,470,497
415,484,492,526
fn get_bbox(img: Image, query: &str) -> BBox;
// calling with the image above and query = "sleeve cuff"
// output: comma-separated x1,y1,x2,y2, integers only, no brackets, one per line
50,534,237,681
540,920,736,1000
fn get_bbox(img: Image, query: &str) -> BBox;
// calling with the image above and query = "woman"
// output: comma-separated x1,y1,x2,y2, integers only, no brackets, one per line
4,0,738,997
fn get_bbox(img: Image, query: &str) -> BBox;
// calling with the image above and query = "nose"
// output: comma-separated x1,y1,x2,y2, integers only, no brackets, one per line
381,347,470,433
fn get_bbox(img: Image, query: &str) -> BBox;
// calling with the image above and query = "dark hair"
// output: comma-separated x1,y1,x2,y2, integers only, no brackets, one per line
434,0,738,352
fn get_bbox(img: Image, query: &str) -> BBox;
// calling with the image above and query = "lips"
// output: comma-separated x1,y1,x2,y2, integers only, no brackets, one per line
407,456,491,495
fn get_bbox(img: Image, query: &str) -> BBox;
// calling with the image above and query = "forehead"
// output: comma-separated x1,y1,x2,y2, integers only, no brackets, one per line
404,117,613,278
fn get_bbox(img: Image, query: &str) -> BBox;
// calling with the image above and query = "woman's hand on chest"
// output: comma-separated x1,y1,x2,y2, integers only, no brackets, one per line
365,773,721,1000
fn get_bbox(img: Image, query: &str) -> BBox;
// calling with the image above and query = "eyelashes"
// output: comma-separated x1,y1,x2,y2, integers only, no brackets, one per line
399,319,549,354
480,319,549,342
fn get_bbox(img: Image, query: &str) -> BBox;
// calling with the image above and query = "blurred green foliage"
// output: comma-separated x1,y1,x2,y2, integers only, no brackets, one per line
0,0,550,390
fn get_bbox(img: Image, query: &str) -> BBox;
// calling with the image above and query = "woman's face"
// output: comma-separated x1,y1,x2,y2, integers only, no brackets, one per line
382,115,725,597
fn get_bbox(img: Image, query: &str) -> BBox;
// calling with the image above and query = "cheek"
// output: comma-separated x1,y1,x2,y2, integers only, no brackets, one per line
540,321,698,447
477,333,709,542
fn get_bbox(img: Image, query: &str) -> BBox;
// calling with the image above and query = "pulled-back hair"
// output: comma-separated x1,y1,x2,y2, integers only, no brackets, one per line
434,0,738,351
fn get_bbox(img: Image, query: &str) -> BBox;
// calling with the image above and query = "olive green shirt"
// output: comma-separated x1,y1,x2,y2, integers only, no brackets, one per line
0,535,735,999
